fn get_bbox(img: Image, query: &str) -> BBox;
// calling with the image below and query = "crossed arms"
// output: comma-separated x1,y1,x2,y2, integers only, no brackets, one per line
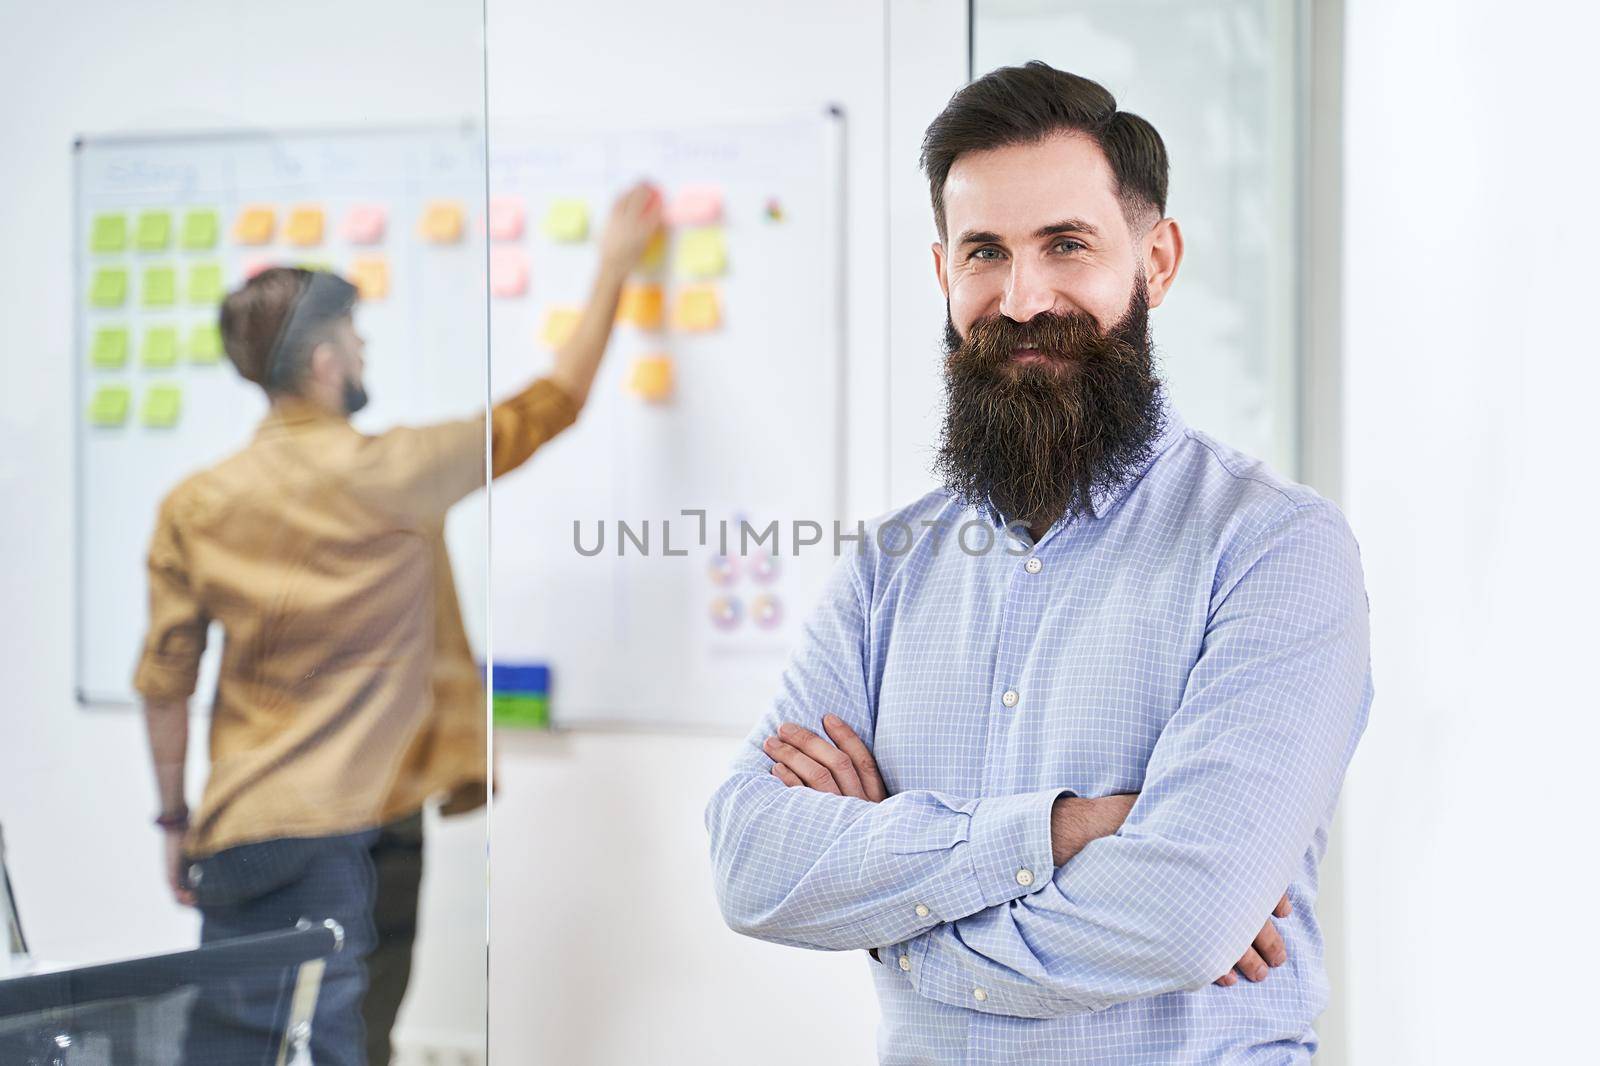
704,501,1371,1019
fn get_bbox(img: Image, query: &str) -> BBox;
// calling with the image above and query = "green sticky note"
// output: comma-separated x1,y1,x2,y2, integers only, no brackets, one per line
88,385,130,427
542,199,589,242
492,692,550,729
142,384,182,428
189,323,223,364
90,327,129,369
135,210,172,251
141,326,179,368
180,209,219,250
142,265,176,307
674,227,728,279
90,268,128,308
188,263,224,305
90,214,127,253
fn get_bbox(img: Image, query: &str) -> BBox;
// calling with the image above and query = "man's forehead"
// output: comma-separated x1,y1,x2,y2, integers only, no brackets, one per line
943,132,1121,238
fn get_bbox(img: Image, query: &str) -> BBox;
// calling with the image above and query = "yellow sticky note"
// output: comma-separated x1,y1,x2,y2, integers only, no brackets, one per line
135,210,172,252
142,266,177,308
188,262,224,305
617,284,664,330
285,205,326,247
189,323,223,364
88,386,130,427
639,230,667,271
419,200,465,244
542,199,588,242
181,209,219,250
670,285,721,332
90,268,128,308
675,227,727,279
141,326,179,368
90,214,127,254
350,257,389,300
627,354,674,403
232,205,276,245
539,307,581,350
142,384,182,428
91,327,129,369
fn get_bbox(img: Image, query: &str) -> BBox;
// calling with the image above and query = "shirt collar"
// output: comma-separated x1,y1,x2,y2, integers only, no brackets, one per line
977,392,1188,550
254,395,348,438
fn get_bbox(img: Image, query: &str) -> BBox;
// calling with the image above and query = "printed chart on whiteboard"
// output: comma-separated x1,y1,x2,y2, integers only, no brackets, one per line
486,109,846,732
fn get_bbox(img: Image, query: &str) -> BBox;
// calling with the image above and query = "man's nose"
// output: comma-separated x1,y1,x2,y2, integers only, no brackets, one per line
998,260,1055,323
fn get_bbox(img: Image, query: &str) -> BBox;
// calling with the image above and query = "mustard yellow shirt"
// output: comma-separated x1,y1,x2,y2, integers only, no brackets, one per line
134,377,578,857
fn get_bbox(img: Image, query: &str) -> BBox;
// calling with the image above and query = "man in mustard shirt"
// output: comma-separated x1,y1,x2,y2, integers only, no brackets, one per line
135,183,662,1065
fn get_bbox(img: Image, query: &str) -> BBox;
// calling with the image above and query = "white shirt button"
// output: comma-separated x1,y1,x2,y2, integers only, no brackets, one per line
1024,557,1042,574
914,903,930,918
1015,868,1035,887
973,987,989,1002
898,954,911,971
1001,689,1019,708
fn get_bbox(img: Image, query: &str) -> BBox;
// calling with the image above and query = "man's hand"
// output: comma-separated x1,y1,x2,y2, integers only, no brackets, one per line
596,181,664,278
762,715,887,802
1215,894,1292,986
163,829,196,907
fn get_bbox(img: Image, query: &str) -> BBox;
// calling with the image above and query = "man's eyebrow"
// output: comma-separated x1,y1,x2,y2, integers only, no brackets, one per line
1035,218,1101,240
956,229,1004,246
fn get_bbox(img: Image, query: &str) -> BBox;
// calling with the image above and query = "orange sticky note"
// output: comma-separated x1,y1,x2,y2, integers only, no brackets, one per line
340,204,387,245
539,307,581,350
489,197,526,242
491,246,529,298
617,284,664,329
666,185,724,227
419,200,466,244
670,285,721,332
350,257,389,300
232,206,275,245
627,354,674,402
285,205,325,247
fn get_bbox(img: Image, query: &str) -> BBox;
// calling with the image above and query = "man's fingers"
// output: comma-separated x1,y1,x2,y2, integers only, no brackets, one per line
1234,946,1271,982
821,714,887,802
762,736,841,794
1214,972,1238,987
1274,893,1291,919
1253,918,1287,968
771,763,803,788
777,722,866,800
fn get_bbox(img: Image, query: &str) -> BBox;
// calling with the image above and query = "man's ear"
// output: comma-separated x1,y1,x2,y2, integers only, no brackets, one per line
306,339,341,387
1143,217,1184,309
932,241,950,300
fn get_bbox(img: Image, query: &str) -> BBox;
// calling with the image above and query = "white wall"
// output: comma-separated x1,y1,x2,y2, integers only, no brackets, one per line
0,0,490,1055
1339,1,1600,1061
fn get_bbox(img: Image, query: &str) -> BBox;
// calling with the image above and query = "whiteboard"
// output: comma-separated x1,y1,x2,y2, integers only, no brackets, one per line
485,109,847,731
73,125,490,705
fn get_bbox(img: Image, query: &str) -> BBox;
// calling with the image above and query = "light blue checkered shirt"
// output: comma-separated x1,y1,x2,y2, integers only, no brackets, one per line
706,403,1372,1064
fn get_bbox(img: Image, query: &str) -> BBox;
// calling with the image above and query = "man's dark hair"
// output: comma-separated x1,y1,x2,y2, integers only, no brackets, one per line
921,61,1169,241
219,267,357,394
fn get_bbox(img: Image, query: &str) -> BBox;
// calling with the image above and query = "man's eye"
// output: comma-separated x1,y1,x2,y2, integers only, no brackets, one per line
1053,239,1085,254
971,247,1003,261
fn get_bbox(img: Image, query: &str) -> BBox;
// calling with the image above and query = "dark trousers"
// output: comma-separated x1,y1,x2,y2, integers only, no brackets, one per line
182,815,423,1066
363,813,423,1066
184,829,380,1066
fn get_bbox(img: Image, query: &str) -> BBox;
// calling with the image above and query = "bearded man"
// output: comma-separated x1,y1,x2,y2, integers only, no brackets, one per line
706,62,1372,1064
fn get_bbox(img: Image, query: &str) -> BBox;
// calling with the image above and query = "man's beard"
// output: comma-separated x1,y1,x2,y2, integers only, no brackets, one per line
342,373,369,415
934,276,1164,532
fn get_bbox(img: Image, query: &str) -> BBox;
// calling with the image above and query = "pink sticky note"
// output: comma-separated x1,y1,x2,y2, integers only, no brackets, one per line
243,258,275,280
490,246,529,298
489,197,526,242
665,185,724,227
340,205,387,245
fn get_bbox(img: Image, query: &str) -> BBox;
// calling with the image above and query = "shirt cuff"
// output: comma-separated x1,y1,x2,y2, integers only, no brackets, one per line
965,787,1070,908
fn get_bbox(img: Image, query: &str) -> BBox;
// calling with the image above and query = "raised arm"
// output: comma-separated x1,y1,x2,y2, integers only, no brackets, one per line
892,501,1372,1018
705,547,1071,952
